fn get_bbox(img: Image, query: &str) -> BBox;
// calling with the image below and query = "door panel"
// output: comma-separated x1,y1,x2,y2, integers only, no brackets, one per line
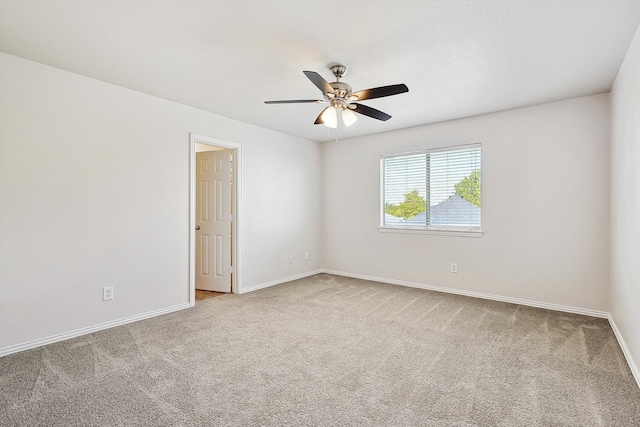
199,234,209,275
196,150,231,292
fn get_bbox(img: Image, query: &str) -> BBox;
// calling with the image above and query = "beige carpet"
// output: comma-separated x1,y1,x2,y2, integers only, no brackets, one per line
1,274,638,426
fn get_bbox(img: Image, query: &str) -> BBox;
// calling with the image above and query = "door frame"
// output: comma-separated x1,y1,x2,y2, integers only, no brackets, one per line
189,133,242,306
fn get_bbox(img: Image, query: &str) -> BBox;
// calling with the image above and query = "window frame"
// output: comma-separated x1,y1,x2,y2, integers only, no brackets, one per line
379,143,483,238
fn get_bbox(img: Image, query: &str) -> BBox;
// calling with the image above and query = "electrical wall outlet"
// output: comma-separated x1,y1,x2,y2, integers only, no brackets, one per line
450,263,458,273
305,251,309,260
103,286,114,301
289,255,293,264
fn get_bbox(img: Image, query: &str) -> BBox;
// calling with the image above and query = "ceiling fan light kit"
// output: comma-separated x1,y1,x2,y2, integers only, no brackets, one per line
342,108,358,126
321,106,338,128
265,64,408,129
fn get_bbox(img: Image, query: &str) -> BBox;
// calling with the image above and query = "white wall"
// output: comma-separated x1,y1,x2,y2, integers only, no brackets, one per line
322,95,610,312
610,24,640,381
0,53,322,351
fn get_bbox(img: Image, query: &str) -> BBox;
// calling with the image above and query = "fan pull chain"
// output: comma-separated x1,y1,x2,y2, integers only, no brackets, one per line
326,126,339,143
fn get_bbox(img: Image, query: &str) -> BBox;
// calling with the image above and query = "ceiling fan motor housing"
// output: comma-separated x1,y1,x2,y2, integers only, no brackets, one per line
327,64,352,99
329,81,352,99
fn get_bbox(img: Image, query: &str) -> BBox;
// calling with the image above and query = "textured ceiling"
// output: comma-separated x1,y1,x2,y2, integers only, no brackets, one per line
1,0,639,142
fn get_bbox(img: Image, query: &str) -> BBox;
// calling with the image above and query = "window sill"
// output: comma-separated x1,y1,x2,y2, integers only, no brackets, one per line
378,226,484,238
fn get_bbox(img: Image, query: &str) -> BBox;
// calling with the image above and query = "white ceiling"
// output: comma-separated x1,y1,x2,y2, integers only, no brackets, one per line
1,0,639,142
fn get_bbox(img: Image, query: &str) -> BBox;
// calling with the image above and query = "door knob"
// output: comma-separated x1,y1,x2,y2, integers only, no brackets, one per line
195,226,200,230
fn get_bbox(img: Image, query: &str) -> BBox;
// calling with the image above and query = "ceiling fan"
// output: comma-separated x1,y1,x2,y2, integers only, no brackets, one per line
265,64,409,128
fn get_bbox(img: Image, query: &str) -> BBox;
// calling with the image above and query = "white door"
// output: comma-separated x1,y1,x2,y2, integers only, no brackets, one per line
196,150,231,292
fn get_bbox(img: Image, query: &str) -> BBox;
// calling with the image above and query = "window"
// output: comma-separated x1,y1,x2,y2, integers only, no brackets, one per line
380,144,481,235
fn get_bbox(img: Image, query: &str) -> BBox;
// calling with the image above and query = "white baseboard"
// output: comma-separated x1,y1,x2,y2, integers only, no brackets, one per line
321,269,609,318
240,269,323,294
0,303,191,357
607,315,640,389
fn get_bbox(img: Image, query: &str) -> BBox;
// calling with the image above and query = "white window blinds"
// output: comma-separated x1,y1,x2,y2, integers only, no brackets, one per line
381,144,481,231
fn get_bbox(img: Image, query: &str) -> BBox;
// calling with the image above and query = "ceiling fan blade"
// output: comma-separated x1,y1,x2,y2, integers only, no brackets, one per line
314,107,329,125
304,71,336,96
265,99,325,104
351,103,392,121
349,84,408,101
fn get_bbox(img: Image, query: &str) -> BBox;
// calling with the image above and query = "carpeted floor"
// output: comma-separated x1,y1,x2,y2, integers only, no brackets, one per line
1,274,638,426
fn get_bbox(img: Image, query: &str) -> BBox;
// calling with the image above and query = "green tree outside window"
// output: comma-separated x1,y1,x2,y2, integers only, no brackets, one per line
454,170,481,207
384,189,426,220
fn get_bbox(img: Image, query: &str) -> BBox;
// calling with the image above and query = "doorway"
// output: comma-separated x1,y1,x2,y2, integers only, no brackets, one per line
189,134,241,306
